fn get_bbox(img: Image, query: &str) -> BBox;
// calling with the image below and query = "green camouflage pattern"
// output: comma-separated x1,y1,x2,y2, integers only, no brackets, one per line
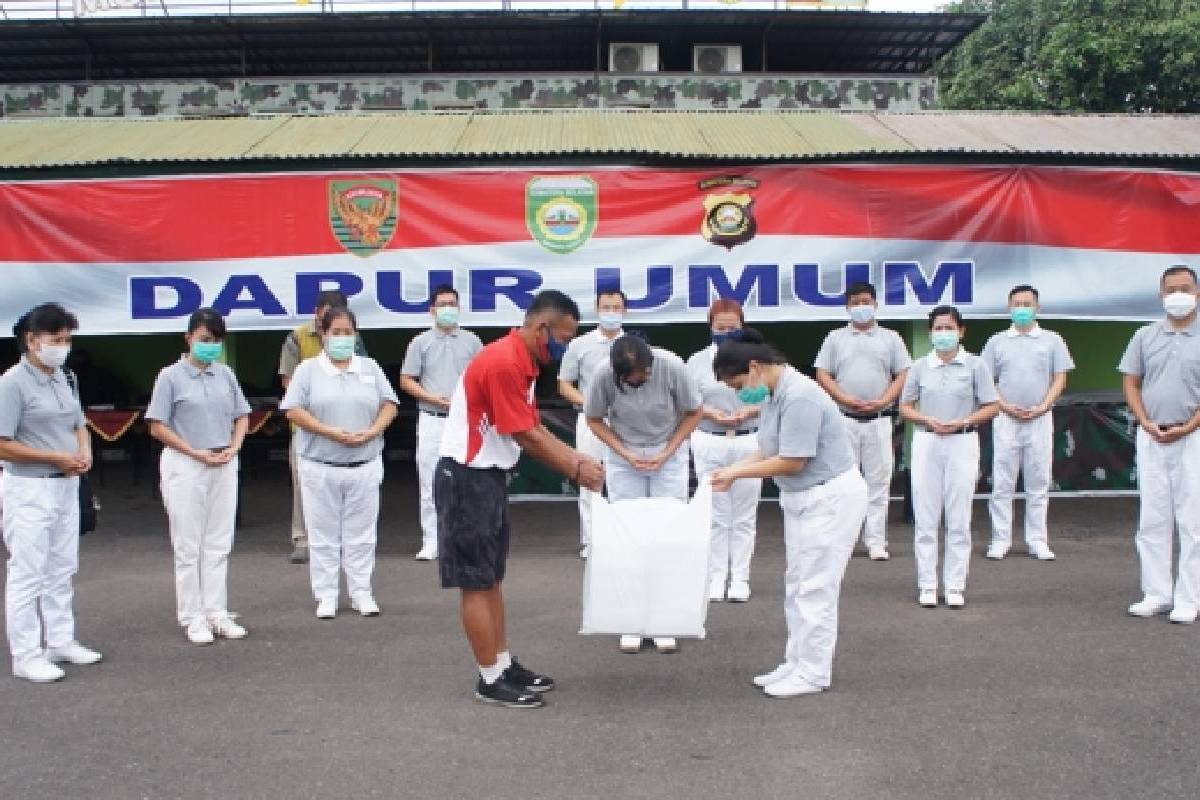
2,75,936,118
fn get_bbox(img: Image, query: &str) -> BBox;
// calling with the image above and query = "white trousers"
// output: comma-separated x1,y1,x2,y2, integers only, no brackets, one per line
988,412,1053,549
605,441,690,502
298,457,383,603
575,415,608,547
911,430,979,593
843,416,894,548
691,430,762,583
1134,428,1200,608
2,474,81,663
288,436,308,547
779,468,867,688
416,413,447,551
160,447,238,626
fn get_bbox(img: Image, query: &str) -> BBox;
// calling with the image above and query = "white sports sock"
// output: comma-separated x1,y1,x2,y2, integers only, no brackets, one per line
496,650,513,671
479,663,504,684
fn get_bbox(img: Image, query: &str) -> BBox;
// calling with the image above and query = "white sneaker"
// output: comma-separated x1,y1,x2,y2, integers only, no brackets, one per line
210,615,248,639
708,578,726,602
945,591,966,609
579,544,590,560
727,580,751,603
753,663,794,687
351,594,381,617
1029,543,1056,561
415,546,437,562
918,589,938,608
315,598,338,620
618,635,643,654
13,655,64,683
1128,598,1172,618
1169,605,1198,624
985,545,1008,560
868,545,890,561
764,673,825,698
46,641,103,665
653,637,679,654
185,618,215,645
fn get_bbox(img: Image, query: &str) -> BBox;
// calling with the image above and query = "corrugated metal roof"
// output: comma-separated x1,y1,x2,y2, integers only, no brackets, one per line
1,110,1199,170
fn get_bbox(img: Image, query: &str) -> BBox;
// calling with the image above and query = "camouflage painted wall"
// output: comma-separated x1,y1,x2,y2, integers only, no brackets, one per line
1,74,936,117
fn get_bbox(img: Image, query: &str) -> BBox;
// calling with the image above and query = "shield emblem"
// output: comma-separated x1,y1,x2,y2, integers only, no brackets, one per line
329,179,398,257
701,192,757,250
526,176,598,254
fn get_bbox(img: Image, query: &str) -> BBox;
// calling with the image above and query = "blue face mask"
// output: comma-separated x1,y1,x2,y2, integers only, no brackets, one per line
191,341,222,364
930,331,960,353
546,332,569,361
435,306,460,328
737,384,769,405
597,312,624,332
1010,306,1036,327
326,335,356,361
712,331,731,346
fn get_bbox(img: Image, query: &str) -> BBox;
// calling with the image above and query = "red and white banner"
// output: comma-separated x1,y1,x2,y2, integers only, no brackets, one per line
1,164,1197,334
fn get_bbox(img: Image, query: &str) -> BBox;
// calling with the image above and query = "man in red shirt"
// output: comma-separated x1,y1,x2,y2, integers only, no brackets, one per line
436,290,605,709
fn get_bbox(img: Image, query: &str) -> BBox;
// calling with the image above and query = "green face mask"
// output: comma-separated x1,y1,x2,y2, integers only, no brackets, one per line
737,384,769,405
1010,306,1036,326
326,335,356,361
191,341,222,364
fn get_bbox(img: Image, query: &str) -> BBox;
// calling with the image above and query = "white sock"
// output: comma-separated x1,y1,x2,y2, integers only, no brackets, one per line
479,663,504,684
496,650,513,671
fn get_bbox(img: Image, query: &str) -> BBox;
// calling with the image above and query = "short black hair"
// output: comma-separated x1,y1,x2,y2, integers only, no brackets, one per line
712,328,787,380
314,290,350,313
430,284,459,304
22,303,79,343
526,289,580,321
319,306,358,333
610,334,653,393
927,305,964,329
186,307,227,339
596,289,628,308
1162,264,1198,284
1008,284,1039,300
845,282,877,302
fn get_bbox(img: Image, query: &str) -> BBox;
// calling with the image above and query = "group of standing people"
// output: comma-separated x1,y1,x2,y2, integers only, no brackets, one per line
1,265,1197,702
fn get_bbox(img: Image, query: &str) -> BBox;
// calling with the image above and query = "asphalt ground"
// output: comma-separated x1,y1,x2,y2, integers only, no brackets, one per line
1,463,1196,800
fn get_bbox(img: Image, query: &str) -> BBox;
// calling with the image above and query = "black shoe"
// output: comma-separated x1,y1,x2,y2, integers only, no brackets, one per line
474,676,544,709
504,659,555,693
289,545,308,564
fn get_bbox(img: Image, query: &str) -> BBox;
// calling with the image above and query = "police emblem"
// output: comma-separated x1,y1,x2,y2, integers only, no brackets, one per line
526,176,598,254
700,177,759,250
329,179,398,257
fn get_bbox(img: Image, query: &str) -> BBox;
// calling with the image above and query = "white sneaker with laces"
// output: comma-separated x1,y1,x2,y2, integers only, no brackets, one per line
351,594,381,617
868,545,890,561
653,637,679,654
315,598,338,620
13,655,65,683
985,545,1008,560
46,641,103,665
210,615,248,639
1029,543,1057,561
1128,598,1172,618
753,663,794,687
414,546,437,562
727,581,751,603
764,673,825,698
708,578,726,602
186,618,215,645
945,591,966,609
618,635,643,654
918,590,937,608
1169,605,1198,624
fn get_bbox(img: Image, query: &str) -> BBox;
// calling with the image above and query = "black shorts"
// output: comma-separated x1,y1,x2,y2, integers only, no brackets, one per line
434,457,510,590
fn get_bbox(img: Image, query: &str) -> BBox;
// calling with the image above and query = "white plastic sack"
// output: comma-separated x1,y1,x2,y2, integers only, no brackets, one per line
580,481,712,638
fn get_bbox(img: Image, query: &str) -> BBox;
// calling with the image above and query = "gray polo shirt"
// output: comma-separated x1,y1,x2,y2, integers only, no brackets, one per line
686,344,757,435
0,357,86,477
758,366,854,493
1118,319,1200,423
901,350,999,422
146,357,252,451
400,326,483,413
583,347,701,447
559,328,622,401
280,353,400,463
981,325,1075,409
813,324,912,411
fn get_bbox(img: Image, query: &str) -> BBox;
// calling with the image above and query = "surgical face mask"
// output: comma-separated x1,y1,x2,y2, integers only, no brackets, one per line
36,341,70,369
711,330,734,346
1163,291,1197,319
540,325,568,362
597,312,624,332
1010,306,1036,327
434,306,460,328
930,330,960,353
325,335,356,361
848,304,876,325
191,341,223,364
737,383,769,405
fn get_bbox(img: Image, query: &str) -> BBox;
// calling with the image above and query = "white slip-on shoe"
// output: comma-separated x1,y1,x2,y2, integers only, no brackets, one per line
653,637,679,654
414,546,437,562
186,618,215,645
708,578,726,602
1128,598,1172,618
1029,543,1057,561
46,641,103,665
918,589,938,608
945,591,966,609
1168,605,1198,624
315,598,338,620
13,655,65,683
985,545,1008,560
764,673,825,698
619,635,643,654
351,594,381,617
753,663,794,687
726,581,751,603
210,615,248,639
868,545,890,561
579,544,590,560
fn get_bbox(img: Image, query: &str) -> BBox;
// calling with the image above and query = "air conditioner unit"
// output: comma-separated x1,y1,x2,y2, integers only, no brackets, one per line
692,45,743,74
608,43,660,74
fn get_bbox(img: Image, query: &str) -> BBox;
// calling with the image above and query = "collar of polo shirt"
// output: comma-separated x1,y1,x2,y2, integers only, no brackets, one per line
180,355,216,378
847,322,878,335
317,351,363,375
926,349,968,367
1004,323,1042,338
21,356,61,386
1160,317,1200,336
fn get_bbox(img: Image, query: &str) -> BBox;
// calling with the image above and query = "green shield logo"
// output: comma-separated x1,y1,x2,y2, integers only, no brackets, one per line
329,179,398,257
526,176,598,254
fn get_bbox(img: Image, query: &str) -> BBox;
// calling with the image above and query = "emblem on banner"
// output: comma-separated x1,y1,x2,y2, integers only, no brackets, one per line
526,176,598,254
329,179,398,257
700,176,759,250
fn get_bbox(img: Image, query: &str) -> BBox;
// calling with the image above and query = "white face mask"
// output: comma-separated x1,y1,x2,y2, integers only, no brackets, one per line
848,305,875,325
36,341,71,369
1163,291,1197,319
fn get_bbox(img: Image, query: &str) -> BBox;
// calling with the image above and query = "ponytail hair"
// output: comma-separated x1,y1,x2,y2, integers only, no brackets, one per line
712,327,787,380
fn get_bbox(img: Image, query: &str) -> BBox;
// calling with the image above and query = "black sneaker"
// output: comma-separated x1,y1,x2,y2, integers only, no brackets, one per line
474,676,544,709
504,659,555,693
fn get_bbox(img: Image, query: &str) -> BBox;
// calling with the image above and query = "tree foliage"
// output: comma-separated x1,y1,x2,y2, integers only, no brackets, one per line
935,0,1200,112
